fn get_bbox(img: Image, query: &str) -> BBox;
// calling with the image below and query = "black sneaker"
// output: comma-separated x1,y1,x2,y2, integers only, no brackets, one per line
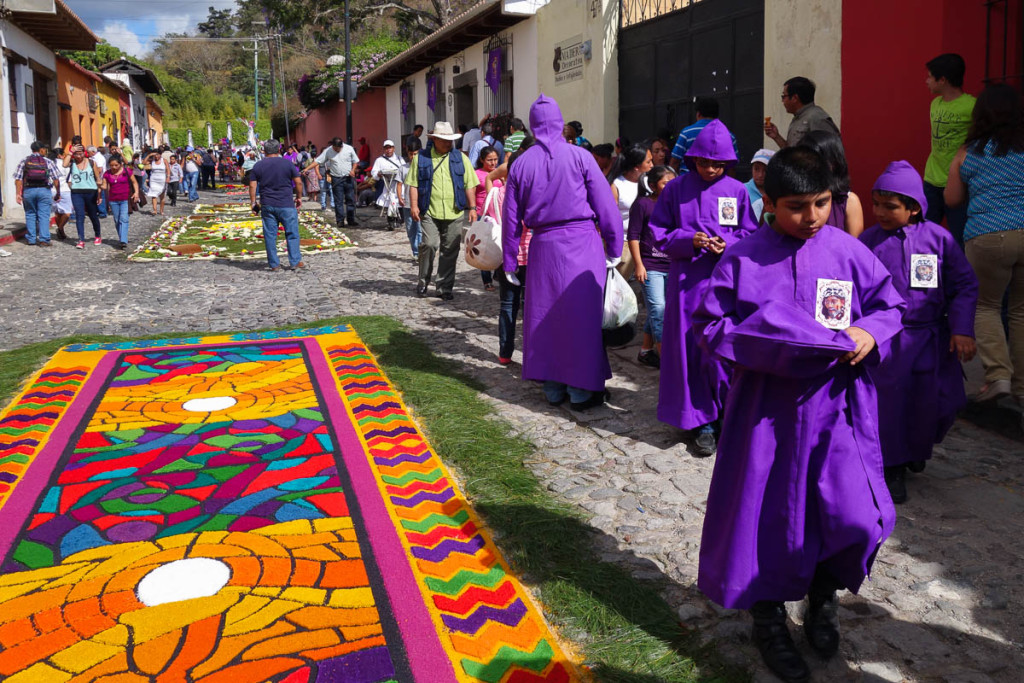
751,602,811,683
637,349,660,369
803,592,840,658
906,460,926,473
570,390,610,411
884,465,907,504
694,430,717,457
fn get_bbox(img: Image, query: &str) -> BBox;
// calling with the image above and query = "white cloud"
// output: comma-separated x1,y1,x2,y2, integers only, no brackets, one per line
98,20,147,59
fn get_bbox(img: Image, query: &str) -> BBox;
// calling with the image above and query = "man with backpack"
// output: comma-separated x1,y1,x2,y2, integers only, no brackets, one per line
14,141,61,247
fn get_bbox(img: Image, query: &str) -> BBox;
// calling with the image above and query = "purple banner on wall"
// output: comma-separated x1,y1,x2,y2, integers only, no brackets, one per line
426,74,437,110
401,87,410,116
486,48,502,96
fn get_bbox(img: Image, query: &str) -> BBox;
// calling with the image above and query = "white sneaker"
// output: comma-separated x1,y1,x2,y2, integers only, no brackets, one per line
0,248,11,257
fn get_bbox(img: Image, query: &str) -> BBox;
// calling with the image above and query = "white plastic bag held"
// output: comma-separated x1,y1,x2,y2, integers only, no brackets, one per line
464,188,503,270
602,266,638,329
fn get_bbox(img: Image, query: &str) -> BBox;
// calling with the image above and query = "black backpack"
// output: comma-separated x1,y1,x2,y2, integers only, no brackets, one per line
22,156,49,187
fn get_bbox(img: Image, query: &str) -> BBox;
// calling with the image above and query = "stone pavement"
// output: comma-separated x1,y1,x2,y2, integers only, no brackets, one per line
2,192,1023,681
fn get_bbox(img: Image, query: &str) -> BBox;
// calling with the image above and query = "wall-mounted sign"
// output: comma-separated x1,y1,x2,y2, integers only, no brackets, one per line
553,35,584,85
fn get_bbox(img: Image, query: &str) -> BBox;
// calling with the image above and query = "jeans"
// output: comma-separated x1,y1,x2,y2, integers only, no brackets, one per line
22,186,53,244
641,269,668,342
97,189,109,218
543,381,598,404
418,213,465,292
497,266,526,358
966,230,1024,395
401,207,420,257
924,181,967,249
320,177,334,209
330,176,356,224
109,200,130,243
201,165,216,189
185,171,200,201
261,205,302,269
71,191,102,241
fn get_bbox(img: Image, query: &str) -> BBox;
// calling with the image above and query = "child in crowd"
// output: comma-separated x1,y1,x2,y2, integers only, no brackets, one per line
167,154,182,207
860,161,978,503
628,165,676,368
694,147,905,682
647,119,757,457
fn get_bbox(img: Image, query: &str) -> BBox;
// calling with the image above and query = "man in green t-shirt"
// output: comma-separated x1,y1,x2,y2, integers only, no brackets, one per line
924,53,975,247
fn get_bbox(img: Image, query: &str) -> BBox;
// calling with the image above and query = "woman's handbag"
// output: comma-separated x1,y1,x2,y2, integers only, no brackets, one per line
463,188,503,270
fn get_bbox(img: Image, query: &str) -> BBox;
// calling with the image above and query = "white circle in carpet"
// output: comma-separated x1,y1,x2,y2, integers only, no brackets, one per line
137,558,232,606
182,396,237,412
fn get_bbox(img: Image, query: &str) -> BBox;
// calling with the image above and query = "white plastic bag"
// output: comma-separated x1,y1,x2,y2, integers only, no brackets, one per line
602,266,638,330
464,188,503,270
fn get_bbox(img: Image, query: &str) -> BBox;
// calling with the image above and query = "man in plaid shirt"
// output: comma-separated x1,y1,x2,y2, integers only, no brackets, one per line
14,141,62,246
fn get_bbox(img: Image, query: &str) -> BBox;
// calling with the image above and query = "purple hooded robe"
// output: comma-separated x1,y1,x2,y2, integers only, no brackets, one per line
860,161,978,467
647,120,758,430
693,223,905,609
502,95,624,391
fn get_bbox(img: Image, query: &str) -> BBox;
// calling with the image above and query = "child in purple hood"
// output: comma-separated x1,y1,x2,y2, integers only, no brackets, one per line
647,119,757,456
860,160,978,504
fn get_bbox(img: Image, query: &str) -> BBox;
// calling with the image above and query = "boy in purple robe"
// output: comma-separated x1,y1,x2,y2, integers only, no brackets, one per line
693,147,905,683
860,160,978,504
647,119,757,456
502,94,623,409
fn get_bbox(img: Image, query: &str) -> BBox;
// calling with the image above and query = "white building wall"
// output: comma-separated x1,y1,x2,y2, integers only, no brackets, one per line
536,0,619,143
0,24,59,220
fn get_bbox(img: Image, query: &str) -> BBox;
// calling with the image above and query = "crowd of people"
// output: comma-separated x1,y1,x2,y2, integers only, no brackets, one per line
10,50,1024,683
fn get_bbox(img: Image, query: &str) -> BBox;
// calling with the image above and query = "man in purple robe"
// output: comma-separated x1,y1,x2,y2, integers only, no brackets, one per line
860,160,978,504
693,147,905,682
647,119,757,456
502,94,623,410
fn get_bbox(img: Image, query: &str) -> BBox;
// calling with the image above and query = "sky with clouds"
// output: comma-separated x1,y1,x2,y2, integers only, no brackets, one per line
66,0,240,59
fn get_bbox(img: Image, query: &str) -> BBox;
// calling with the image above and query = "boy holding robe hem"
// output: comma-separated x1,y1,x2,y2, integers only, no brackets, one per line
860,160,978,504
693,147,905,683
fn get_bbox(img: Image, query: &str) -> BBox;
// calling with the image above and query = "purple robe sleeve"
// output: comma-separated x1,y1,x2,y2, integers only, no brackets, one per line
843,253,907,365
942,235,979,337
648,182,697,260
581,154,623,259
502,169,524,273
696,258,857,378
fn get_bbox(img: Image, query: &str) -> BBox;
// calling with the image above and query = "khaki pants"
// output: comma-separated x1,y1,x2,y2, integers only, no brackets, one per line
418,213,466,294
965,230,1024,395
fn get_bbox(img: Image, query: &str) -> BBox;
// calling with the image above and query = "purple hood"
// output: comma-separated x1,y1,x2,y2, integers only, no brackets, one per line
684,119,738,173
529,93,567,159
872,160,929,215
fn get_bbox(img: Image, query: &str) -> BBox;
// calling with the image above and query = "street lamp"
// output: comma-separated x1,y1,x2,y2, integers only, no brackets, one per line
344,0,352,145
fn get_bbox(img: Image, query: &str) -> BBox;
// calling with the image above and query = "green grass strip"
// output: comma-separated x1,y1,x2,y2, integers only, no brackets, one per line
0,316,745,683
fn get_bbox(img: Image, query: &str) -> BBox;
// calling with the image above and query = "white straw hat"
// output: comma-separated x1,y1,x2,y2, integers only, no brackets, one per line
427,122,462,141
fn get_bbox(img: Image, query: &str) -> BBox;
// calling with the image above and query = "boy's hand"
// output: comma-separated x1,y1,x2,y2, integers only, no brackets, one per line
693,232,711,250
840,326,876,365
707,236,727,254
950,334,976,362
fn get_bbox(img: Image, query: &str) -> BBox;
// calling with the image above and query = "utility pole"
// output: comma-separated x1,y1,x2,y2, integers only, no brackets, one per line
344,0,352,144
265,16,277,105
254,40,259,121
278,35,291,145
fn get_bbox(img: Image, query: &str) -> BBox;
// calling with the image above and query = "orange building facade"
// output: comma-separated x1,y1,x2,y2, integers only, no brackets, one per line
56,56,102,147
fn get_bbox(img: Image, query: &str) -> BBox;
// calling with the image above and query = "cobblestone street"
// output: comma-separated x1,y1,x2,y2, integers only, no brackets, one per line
2,193,1023,681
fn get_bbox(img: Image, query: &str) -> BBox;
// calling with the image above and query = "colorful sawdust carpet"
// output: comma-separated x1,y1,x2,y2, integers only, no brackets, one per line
0,327,578,682
129,207,356,261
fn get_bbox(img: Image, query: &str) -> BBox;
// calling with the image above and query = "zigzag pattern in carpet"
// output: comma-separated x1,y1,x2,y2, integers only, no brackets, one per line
327,344,577,683
0,367,90,511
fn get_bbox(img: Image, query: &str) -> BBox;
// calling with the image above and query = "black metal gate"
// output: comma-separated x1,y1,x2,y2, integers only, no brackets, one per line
618,0,764,176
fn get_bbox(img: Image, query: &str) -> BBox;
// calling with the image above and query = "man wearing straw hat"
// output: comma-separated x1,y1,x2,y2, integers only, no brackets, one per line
405,122,479,300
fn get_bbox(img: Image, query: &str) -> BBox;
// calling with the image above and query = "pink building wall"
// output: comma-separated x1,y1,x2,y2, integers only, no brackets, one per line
292,88,388,151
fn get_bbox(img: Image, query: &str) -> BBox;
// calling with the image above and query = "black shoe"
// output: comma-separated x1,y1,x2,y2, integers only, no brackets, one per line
751,602,811,683
803,592,840,658
348,218,360,226
884,465,907,504
547,395,567,407
637,349,660,369
119,242,128,250
906,460,926,473
438,291,454,301
416,284,429,297
694,430,717,458
570,390,610,411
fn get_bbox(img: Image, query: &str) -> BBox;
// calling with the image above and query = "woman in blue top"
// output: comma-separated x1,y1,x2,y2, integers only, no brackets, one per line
946,83,1024,403
61,144,103,249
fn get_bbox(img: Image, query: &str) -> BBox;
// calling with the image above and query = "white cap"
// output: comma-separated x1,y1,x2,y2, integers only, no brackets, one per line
383,139,395,147
750,148,775,165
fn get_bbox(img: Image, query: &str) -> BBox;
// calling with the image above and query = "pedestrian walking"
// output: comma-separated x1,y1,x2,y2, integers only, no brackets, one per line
311,137,360,227
142,152,168,216
248,140,305,272
14,141,61,247
61,143,104,249
100,156,140,250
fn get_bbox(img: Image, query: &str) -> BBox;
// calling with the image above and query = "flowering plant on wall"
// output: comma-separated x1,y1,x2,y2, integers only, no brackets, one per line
297,34,409,111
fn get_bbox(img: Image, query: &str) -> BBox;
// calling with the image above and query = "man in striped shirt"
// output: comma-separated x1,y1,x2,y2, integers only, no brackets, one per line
504,118,527,155
669,97,739,173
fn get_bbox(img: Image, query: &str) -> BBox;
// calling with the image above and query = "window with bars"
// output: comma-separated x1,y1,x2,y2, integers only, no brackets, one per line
8,66,19,144
483,35,513,115
426,67,446,127
621,0,697,29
